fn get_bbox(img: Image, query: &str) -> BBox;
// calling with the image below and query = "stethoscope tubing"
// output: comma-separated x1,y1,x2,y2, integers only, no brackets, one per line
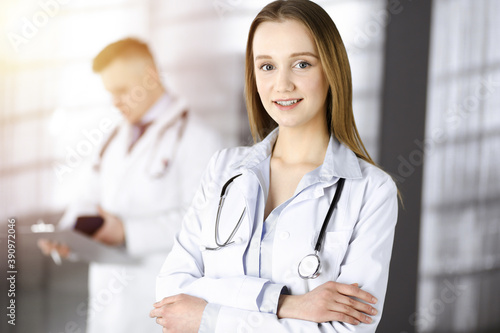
205,174,245,251
206,173,346,280
314,178,345,252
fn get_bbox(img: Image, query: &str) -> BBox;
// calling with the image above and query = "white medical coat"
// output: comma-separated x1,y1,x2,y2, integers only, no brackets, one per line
59,95,223,333
157,129,398,332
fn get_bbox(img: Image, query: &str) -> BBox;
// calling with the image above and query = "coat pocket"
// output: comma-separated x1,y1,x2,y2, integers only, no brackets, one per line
320,230,352,280
201,243,246,278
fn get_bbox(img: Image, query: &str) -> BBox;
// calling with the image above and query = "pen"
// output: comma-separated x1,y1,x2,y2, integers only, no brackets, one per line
50,249,62,265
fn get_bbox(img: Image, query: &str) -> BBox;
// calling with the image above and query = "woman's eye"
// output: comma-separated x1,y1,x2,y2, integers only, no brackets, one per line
260,64,275,71
295,61,311,69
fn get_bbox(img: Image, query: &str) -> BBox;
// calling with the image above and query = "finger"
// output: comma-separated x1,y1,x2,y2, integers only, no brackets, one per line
338,284,377,304
92,229,105,242
154,295,179,307
153,298,170,307
336,295,377,316
97,205,108,218
150,308,161,318
37,239,51,255
328,311,361,326
48,244,60,255
42,240,58,252
57,244,71,258
156,317,165,326
330,302,372,325
92,226,110,243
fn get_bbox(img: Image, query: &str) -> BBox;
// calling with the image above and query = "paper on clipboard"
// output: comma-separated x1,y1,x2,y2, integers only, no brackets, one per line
26,228,139,265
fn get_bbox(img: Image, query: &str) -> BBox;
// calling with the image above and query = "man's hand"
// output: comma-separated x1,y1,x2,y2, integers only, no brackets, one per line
277,282,378,325
150,294,207,333
93,206,126,246
37,239,71,258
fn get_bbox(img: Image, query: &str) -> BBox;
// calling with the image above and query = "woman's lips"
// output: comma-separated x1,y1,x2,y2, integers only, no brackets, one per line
273,98,303,110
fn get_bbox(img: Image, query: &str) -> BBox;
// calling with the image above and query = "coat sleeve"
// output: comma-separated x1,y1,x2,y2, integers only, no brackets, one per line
196,175,398,333
156,150,286,313
157,157,398,332
332,175,398,332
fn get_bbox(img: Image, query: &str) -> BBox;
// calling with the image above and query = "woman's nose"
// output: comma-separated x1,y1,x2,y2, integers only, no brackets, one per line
275,70,294,93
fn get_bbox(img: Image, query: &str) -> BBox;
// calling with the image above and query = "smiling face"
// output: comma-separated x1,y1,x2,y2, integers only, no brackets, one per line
252,19,329,134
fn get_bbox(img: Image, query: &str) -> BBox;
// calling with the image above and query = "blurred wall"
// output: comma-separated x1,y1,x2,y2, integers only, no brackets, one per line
377,0,432,331
417,0,500,332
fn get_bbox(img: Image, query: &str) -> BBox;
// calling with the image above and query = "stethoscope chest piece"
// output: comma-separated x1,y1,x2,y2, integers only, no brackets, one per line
298,252,321,279
297,178,345,280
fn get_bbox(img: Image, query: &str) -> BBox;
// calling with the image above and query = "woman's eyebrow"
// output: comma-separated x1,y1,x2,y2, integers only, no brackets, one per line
255,52,319,61
290,52,318,58
255,55,272,61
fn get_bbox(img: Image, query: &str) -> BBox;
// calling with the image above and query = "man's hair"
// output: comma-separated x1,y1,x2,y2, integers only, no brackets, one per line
92,38,155,73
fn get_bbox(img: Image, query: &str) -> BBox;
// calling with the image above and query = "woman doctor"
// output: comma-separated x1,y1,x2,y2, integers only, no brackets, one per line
151,0,398,332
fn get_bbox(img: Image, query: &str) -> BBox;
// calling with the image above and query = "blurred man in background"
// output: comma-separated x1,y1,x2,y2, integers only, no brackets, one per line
39,38,223,332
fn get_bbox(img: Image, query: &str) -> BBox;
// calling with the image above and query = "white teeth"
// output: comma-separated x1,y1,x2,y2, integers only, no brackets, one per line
276,99,299,106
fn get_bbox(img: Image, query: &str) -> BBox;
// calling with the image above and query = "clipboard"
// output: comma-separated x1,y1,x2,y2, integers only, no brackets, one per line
24,227,139,265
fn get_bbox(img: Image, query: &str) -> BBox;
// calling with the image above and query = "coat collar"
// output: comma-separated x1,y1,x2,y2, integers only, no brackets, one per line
140,93,187,130
118,94,187,164
140,93,172,125
232,128,363,181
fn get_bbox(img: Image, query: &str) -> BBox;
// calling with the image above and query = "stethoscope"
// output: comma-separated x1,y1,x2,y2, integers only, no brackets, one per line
205,173,346,280
205,174,247,251
94,110,188,178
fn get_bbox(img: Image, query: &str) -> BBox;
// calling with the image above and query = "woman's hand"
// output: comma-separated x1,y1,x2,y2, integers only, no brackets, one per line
277,282,378,325
150,294,207,333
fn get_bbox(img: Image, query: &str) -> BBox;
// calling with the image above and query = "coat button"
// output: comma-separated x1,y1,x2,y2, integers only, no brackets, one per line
279,231,290,240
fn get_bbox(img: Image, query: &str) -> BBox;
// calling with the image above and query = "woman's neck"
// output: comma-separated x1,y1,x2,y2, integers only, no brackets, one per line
272,125,330,166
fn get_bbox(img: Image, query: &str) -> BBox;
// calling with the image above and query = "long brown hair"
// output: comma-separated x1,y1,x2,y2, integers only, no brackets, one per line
245,0,374,166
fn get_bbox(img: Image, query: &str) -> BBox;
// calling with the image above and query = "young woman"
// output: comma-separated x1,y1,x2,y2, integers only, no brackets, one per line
150,1,398,332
